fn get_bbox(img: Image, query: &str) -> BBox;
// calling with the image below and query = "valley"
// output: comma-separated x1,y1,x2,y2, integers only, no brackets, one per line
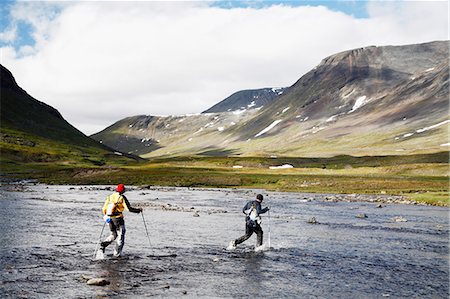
1,41,448,206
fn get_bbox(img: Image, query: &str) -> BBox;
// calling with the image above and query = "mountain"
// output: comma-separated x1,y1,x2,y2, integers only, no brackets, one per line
1,64,101,146
203,87,287,113
92,41,449,158
0,64,138,168
91,88,287,156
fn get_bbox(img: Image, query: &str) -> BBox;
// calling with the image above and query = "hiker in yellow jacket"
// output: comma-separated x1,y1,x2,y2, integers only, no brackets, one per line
99,183,142,257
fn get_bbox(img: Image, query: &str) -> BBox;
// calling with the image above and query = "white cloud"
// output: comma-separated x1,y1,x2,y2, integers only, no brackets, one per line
1,1,448,135
0,28,16,43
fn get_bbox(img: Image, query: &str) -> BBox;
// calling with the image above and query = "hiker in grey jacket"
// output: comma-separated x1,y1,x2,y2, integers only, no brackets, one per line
229,194,269,249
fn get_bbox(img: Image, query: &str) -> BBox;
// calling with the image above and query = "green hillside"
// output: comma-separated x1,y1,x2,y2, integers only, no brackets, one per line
0,64,140,175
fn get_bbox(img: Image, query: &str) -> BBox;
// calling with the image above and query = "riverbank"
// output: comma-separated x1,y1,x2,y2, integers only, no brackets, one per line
1,153,448,206
0,181,441,207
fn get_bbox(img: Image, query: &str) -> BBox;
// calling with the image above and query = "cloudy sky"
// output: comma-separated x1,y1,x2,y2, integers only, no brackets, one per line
1,0,448,135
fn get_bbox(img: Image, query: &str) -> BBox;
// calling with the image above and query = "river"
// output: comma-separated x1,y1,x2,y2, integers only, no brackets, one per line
0,184,448,298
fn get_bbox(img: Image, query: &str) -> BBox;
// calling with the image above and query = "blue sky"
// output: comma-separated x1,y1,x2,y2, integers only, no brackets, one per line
0,0,448,134
1,0,63,52
212,0,369,17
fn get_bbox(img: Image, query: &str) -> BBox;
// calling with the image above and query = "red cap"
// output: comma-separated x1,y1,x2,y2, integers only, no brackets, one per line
116,184,125,193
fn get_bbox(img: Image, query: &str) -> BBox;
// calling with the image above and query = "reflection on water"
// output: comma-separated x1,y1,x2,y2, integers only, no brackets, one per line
0,184,448,298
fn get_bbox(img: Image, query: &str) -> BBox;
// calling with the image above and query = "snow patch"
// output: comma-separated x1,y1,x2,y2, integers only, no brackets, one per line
269,164,294,170
326,115,338,122
194,128,204,135
271,87,284,95
281,107,290,114
129,124,133,128
255,120,282,137
312,126,325,134
188,138,193,142
217,127,224,132
349,96,367,113
440,143,450,147
181,113,201,117
416,120,450,133
233,109,247,115
114,152,123,156
247,101,256,108
424,67,435,72
396,120,450,139
232,165,243,169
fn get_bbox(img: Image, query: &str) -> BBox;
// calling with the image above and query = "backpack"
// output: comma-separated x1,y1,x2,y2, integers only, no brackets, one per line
106,194,123,216
106,202,117,216
245,203,261,227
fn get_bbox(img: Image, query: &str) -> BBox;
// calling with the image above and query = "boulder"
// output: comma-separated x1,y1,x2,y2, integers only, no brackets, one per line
393,216,407,222
307,217,318,224
87,278,110,286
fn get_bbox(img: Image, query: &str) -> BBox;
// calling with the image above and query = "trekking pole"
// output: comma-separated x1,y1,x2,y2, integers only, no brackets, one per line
141,211,152,247
93,221,106,259
268,208,271,249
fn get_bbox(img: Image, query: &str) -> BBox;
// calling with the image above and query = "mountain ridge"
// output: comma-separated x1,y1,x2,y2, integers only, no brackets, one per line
203,87,288,113
92,40,449,157
0,64,140,167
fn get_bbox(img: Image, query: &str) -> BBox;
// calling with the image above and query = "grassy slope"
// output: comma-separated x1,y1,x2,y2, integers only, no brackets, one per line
0,64,143,175
0,127,140,175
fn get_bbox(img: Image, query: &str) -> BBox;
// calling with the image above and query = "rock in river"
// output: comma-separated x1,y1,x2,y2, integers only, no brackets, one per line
87,278,110,286
393,216,407,222
307,217,318,224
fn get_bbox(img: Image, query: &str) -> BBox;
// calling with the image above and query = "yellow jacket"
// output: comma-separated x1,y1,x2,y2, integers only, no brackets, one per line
102,192,130,218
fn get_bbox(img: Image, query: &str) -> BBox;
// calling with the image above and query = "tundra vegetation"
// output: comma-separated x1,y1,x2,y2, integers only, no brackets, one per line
1,129,447,206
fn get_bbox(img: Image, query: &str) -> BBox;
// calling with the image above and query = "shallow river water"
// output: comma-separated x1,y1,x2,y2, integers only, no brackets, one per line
0,184,448,298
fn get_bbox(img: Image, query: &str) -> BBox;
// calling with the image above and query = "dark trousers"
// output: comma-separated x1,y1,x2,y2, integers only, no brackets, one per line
235,222,263,246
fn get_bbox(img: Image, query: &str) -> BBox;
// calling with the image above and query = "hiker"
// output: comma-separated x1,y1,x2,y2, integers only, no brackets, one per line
98,184,142,257
229,194,269,249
